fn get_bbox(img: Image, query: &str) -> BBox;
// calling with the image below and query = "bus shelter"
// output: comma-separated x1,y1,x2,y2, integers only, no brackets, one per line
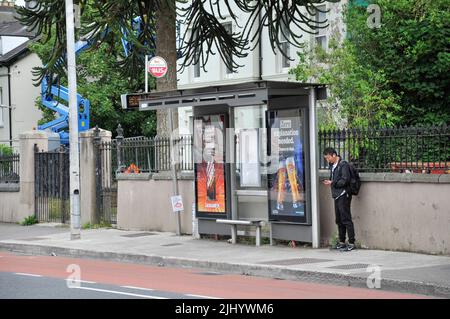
135,81,326,247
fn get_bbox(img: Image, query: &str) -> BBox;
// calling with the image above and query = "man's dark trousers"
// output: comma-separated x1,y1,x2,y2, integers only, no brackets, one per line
334,193,355,244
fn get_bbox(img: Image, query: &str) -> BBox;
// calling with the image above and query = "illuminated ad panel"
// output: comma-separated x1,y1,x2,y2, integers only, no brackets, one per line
267,109,307,223
194,115,227,217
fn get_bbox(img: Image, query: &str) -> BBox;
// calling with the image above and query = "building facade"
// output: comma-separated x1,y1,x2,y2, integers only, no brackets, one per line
0,2,42,152
176,0,347,135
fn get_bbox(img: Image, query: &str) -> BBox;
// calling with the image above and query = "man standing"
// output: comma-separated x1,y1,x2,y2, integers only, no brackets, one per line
322,147,356,251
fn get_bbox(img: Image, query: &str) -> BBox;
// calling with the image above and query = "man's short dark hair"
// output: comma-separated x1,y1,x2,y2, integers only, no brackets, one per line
323,147,337,156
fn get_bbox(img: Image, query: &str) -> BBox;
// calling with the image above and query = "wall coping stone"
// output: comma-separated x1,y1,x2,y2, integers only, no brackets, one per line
116,173,152,181
18,130,48,139
117,170,448,183
0,183,20,192
116,171,194,181
438,174,450,183
318,170,449,184
79,128,111,138
153,171,194,181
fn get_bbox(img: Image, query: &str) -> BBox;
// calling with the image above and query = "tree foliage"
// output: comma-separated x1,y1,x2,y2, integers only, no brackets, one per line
17,0,156,83
293,38,402,129
30,30,157,137
76,42,157,137
17,0,340,83
291,0,450,128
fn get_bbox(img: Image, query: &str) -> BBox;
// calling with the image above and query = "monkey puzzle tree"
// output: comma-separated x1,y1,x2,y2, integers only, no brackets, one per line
17,0,340,134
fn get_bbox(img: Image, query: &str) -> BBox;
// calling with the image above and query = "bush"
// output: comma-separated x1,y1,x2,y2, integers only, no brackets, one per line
0,144,13,156
21,215,38,226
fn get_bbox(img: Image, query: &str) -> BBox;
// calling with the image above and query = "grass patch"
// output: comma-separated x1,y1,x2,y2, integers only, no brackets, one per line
82,221,112,229
329,231,339,248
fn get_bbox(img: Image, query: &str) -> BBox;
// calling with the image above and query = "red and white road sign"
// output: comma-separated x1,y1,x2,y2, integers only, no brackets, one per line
148,56,168,78
171,195,184,212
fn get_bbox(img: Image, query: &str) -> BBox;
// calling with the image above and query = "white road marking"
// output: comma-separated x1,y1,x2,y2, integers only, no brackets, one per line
120,285,154,291
65,279,96,284
15,273,43,277
185,294,222,299
72,286,168,299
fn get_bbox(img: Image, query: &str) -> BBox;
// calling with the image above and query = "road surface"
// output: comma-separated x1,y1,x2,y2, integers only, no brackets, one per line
0,250,431,299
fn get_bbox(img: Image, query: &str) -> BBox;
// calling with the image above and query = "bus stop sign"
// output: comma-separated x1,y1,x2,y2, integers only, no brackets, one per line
148,56,168,78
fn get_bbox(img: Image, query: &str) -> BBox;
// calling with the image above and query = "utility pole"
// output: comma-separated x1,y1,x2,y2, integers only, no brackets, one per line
168,108,182,236
145,55,149,93
65,0,81,240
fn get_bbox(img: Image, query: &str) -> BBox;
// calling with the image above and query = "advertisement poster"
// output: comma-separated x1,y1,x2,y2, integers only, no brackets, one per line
267,109,306,222
194,115,227,216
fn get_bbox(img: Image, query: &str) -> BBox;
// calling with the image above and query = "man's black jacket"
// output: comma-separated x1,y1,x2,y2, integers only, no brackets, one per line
329,159,351,199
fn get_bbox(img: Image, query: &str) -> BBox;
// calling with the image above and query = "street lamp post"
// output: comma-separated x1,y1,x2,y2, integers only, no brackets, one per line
65,0,81,240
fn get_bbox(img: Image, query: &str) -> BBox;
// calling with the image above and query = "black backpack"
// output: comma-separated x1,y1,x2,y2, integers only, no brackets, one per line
348,162,361,196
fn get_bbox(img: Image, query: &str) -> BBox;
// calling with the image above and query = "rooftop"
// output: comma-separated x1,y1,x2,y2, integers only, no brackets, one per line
0,38,31,64
0,5,36,37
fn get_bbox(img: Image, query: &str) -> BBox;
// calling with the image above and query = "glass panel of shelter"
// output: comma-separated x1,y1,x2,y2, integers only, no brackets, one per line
233,105,268,190
233,104,269,221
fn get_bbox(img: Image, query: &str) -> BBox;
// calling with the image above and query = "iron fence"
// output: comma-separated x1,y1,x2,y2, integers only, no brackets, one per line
116,134,193,173
113,125,449,175
34,147,70,223
318,125,450,173
0,153,20,183
96,138,118,225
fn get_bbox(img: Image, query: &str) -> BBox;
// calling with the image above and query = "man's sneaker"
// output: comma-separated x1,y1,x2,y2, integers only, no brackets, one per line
341,243,355,252
335,242,346,250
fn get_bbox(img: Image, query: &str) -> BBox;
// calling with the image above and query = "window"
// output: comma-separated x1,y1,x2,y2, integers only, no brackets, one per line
223,22,233,75
192,30,201,78
194,58,201,78
280,20,291,68
314,5,327,50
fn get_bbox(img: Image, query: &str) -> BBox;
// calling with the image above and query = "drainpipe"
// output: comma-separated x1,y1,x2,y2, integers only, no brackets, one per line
7,65,12,147
258,8,262,81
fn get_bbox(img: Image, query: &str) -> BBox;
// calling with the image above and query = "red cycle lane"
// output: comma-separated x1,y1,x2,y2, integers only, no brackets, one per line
0,251,433,299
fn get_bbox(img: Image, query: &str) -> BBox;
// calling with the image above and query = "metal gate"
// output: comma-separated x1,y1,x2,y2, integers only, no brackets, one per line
94,128,118,225
34,145,70,223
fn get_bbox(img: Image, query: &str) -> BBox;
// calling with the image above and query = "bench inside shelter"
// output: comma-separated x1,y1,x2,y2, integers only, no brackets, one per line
216,219,265,246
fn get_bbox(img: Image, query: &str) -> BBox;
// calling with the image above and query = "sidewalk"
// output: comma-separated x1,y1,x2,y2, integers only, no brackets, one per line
0,222,449,298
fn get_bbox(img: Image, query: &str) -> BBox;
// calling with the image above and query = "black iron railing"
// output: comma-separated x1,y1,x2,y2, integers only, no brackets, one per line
0,153,20,183
318,125,450,173
95,136,118,225
116,135,194,173
34,147,70,223
112,125,449,175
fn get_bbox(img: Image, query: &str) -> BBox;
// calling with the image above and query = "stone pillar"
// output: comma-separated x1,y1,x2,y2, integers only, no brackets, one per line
80,128,112,225
80,129,96,225
18,130,48,222
99,129,112,204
